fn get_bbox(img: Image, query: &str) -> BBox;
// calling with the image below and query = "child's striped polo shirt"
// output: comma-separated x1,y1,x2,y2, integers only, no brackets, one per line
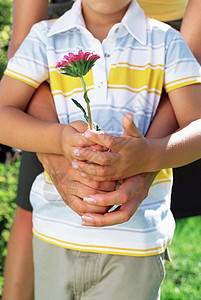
5,0,201,256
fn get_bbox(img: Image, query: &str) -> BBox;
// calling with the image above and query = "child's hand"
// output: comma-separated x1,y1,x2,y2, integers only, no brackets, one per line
71,113,154,181
60,119,107,163
60,120,95,162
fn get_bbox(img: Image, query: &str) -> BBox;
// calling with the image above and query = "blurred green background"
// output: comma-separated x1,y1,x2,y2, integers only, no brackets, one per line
0,0,12,78
0,0,200,298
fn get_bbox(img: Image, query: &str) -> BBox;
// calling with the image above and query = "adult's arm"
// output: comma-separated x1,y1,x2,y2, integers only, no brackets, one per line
180,0,201,64
7,0,49,59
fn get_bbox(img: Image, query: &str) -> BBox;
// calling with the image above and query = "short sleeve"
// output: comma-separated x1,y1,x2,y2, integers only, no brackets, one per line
5,22,49,88
164,30,201,93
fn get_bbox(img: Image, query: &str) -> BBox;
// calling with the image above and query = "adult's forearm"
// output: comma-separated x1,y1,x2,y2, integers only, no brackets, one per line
180,0,201,64
26,82,59,123
8,0,49,59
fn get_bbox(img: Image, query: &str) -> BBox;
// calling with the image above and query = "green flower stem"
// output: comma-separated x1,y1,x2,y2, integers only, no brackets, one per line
80,75,92,130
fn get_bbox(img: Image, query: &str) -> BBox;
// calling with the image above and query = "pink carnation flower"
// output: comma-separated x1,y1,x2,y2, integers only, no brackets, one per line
56,50,100,77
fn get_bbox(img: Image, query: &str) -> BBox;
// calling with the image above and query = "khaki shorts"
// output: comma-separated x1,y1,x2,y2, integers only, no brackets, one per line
33,236,166,300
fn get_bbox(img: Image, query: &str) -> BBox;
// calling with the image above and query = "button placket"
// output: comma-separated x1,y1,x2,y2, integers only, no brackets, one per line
88,39,107,102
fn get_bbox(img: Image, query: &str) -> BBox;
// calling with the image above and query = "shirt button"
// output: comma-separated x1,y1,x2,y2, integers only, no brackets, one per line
115,27,119,33
97,81,104,88
104,53,110,58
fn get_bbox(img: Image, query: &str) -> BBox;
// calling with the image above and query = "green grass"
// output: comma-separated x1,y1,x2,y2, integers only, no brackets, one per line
161,216,201,299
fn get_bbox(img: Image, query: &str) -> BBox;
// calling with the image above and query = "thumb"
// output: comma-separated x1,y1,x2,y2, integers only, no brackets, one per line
122,113,142,138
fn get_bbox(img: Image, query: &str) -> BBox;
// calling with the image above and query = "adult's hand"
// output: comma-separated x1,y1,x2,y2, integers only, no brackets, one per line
37,152,117,216
81,171,158,226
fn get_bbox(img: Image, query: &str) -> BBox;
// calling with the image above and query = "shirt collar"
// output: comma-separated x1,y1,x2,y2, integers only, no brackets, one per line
48,0,147,45
47,0,85,37
122,1,147,45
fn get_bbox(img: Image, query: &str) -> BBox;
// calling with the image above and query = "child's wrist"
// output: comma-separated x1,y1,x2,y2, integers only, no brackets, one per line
147,138,166,172
59,123,72,157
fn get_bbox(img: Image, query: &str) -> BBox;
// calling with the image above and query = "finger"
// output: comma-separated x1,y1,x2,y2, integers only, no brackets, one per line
70,120,88,133
74,174,117,191
122,112,142,138
71,132,95,148
80,172,118,182
72,159,116,177
62,125,95,149
82,188,127,206
51,173,113,215
97,180,117,192
81,194,141,227
52,165,117,191
62,180,94,199
73,147,119,165
79,178,117,192
84,130,125,151
88,144,109,151
72,181,115,200
65,195,110,216
53,175,108,201
52,163,117,182
83,177,138,206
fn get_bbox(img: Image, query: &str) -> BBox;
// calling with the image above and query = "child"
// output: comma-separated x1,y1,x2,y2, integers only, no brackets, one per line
0,0,201,298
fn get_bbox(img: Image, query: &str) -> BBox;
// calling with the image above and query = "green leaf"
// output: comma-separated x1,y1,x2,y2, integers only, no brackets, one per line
71,98,89,123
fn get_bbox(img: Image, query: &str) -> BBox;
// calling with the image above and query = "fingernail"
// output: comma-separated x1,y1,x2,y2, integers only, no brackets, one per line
74,148,80,156
80,172,86,177
83,197,96,204
81,215,95,225
126,112,133,121
72,160,79,169
84,130,91,138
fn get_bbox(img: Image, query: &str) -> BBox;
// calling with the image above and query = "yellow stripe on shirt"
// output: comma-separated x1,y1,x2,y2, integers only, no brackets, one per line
33,228,172,257
108,65,164,92
49,67,94,94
